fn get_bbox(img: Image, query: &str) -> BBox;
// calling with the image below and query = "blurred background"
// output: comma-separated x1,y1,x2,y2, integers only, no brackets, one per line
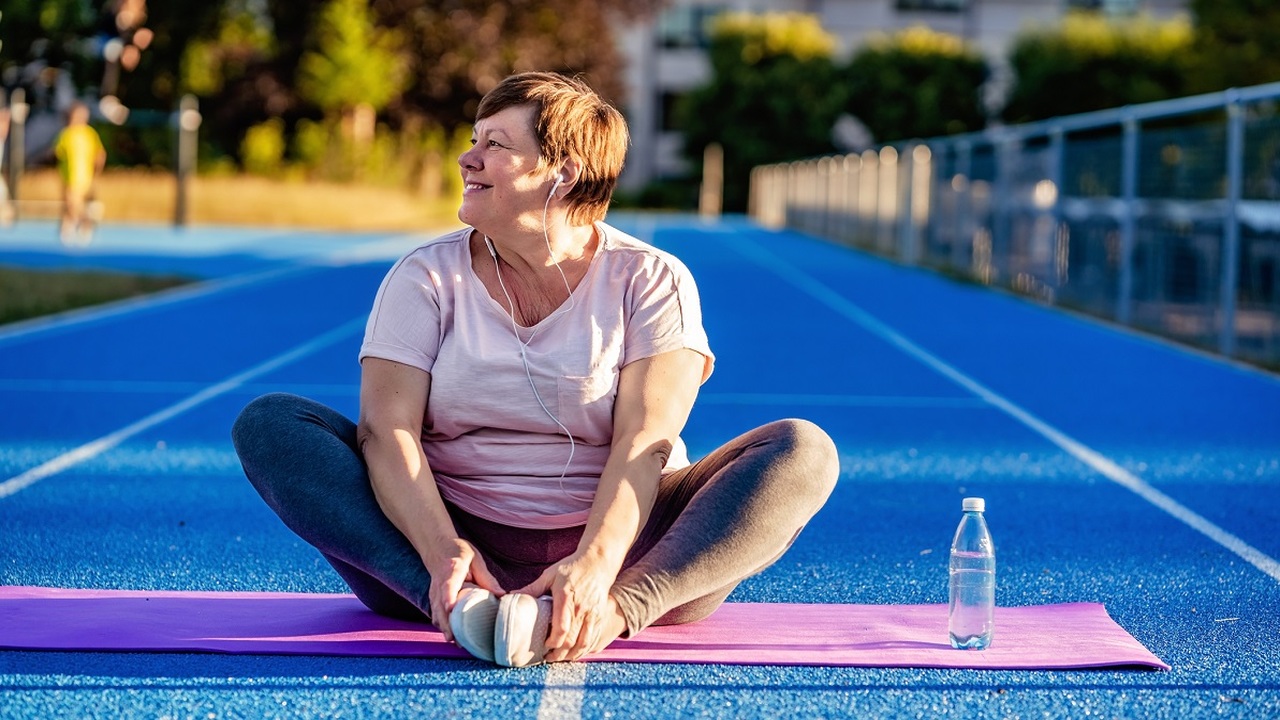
0,0,1277,366
2,0,1272,223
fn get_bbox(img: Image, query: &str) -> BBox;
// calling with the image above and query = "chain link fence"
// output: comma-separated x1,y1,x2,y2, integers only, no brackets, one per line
750,82,1280,370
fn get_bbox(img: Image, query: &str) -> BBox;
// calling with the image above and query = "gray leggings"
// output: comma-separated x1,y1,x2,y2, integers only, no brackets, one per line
232,393,838,635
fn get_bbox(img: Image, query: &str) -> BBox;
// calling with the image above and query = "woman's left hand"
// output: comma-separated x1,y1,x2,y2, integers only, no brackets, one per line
516,550,619,662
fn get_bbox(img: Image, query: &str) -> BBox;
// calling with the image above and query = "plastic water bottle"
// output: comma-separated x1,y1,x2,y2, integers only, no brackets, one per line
948,497,995,650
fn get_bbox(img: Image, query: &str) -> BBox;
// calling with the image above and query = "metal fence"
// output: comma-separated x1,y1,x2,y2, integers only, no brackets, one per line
750,81,1280,369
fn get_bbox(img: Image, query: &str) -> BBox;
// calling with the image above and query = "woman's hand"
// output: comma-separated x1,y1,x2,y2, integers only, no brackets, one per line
427,537,505,642
516,549,621,662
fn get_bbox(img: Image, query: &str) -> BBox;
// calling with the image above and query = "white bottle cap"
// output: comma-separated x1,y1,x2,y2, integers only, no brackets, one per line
962,497,985,512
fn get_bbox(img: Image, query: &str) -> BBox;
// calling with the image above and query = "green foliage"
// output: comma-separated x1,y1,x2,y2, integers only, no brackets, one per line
296,0,407,115
1003,12,1194,124
842,26,988,143
286,116,469,195
1188,0,1280,92
679,12,844,212
240,118,287,175
179,0,276,97
0,0,97,88
95,123,173,170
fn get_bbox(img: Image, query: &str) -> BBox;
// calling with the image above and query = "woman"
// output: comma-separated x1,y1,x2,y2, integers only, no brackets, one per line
233,72,839,667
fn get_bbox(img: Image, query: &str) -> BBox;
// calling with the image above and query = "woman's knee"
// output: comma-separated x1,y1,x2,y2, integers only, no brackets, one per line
231,392,301,452
763,418,840,502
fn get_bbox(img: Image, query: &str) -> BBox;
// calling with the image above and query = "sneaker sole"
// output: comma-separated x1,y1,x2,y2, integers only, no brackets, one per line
494,594,552,668
449,589,499,663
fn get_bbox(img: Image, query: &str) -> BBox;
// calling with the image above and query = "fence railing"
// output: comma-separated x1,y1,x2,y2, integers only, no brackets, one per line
750,81,1280,369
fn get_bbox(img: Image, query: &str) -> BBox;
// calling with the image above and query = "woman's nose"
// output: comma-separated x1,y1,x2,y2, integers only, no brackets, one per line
459,146,480,171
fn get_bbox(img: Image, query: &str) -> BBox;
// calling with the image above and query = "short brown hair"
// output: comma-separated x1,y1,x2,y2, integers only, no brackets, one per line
476,72,628,225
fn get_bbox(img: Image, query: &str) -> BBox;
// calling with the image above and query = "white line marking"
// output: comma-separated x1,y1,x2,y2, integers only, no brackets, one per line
536,663,587,720
0,317,367,499
699,392,987,408
735,233,1280,584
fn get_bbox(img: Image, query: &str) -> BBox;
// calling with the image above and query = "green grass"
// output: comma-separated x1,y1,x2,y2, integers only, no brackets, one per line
0,265,194,327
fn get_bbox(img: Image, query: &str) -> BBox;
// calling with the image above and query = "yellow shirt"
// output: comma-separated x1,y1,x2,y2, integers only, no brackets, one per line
54,125,106,193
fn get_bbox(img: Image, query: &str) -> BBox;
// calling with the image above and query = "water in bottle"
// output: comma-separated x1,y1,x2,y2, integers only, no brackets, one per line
948,497,995,650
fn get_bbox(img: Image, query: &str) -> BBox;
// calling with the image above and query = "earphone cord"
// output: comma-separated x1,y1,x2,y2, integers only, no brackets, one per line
483,188,592,503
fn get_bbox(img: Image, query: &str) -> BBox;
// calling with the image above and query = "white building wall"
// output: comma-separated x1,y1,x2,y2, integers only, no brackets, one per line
615,0,1189,190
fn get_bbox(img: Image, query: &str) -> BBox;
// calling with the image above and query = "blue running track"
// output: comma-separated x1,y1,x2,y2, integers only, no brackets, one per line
1,215,1278,719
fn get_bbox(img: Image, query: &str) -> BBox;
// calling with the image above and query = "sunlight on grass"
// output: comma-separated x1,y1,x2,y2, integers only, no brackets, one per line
15,169,461,232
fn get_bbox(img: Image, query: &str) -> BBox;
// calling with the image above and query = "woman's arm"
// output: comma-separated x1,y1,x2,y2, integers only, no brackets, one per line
522,347,706,661
357,357,503,636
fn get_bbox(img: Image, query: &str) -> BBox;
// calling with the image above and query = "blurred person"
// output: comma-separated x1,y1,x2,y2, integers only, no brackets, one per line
0,106,12,227
232,72,839,668
54,102,107,245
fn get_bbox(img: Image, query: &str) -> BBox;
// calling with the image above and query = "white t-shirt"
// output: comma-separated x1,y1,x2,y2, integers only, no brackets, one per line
359,222,715,529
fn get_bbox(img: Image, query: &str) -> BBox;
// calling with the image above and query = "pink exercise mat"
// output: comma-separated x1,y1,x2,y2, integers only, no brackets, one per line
0,586,1167,670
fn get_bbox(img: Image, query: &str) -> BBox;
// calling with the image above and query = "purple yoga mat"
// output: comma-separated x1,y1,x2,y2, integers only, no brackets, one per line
0,586,1167,670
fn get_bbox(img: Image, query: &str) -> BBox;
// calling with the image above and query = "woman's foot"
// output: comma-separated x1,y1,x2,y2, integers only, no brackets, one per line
449,586,500,662
494,593,554,667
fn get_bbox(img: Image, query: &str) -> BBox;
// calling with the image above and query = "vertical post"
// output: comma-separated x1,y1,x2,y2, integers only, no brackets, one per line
859,149,879,247
908,144,933,266
897,145,914,260
1048,127,1066,290
878,146,898,255
8,88,27,219
992,133,1015,286
1220,93,1244,357
845,153,860,244
699,142,723,220
953,140,972,270
1118,115,1139,325
174,94,201,227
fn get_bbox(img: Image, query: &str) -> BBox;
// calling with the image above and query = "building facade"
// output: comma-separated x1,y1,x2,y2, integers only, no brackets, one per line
614,0,1188,191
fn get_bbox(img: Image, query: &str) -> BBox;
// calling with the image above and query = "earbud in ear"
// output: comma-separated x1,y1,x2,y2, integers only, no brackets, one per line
549,176,563,199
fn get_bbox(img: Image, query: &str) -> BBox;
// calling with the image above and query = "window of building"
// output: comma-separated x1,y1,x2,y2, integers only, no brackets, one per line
895,0,968,12
657,5,725,49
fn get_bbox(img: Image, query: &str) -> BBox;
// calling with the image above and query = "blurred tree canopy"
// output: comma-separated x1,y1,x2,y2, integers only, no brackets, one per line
1002,12,1194,124
1188,0,1280,93
841,26,988,143
297,0,408,128
1,0,660,172
678,12,844,213
186,0,660,158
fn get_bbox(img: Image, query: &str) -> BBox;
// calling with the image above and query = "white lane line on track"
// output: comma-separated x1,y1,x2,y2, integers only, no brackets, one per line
0,316,367,499
536,663,587,720
735,232,1280,584
698,392,988,408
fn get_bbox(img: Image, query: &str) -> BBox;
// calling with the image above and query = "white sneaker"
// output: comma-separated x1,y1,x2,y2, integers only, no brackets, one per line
449,587,499,662
494,593,554,668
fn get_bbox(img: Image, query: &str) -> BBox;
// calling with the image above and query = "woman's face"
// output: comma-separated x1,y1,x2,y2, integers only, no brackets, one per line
457,103,556,233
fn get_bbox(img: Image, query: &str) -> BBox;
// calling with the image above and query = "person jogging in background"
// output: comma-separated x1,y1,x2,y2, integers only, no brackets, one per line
54,101,107,245
0,106,13,227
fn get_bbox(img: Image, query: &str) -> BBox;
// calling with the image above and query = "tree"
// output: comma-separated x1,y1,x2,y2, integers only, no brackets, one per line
678,12,844,213
1188,0,1280,93
0,0,99,90
1002,12,1193,124
841,26,988,144
372,0,661,131
297,0,407,143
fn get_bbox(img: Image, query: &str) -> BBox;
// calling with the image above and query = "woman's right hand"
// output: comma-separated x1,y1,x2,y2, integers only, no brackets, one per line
427,537,505,641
